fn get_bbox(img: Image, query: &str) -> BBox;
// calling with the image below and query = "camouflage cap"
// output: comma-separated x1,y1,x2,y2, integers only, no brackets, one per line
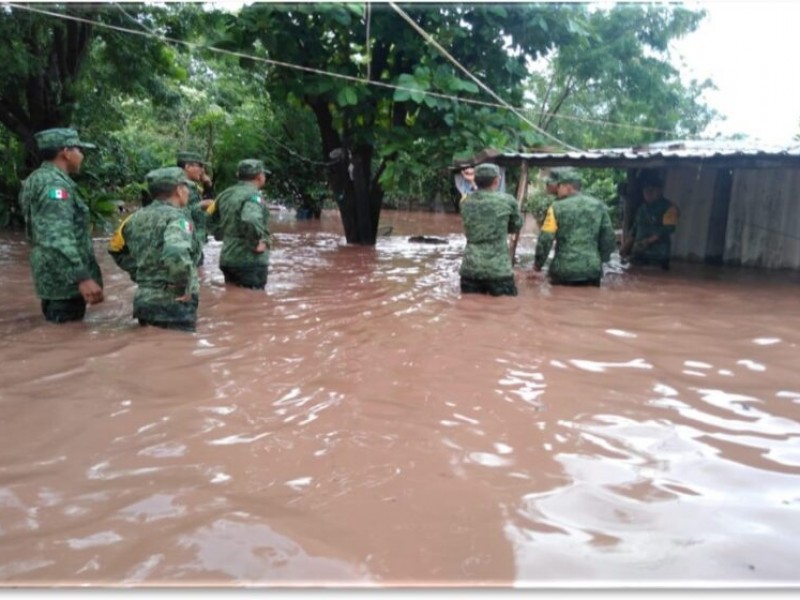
177,151,205,166
237,159,270,179
35,128,96,151
550,167,582,185
474,163,500,179
546,167,567,183
145,166,192,194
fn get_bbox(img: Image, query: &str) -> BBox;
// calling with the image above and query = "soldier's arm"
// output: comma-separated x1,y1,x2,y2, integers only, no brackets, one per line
534,205,557,270
31,187,95,284
659,203,679,238
508,197,523,234
162,217,195,295
599,207,617,262
107,215,138,279
240,195,268,249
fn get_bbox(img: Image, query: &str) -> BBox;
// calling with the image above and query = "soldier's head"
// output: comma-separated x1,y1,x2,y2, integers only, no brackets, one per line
639,171,664,203
237,159,270,188
146,167,192,208
35,128,96,174
474,163,501,190
551,167,582,198
545,168,566,196
177,151,206,182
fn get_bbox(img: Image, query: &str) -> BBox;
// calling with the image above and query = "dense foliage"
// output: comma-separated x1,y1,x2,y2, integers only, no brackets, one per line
0,2,716,238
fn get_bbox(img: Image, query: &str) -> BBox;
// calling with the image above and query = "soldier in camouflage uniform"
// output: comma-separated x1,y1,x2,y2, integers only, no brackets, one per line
177,151,213,266
108,167,200,332
621,172,679,270
459,162,523,296
18,128,104,323
212,159,271,290
534,167,616,287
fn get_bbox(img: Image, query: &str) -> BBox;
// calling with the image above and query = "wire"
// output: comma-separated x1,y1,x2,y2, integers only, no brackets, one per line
6,2,703,143
387,1,582,153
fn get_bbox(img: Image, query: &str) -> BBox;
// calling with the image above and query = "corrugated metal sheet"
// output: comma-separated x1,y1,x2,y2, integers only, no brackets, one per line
725,169,800,269
473,140,800,169
665,166,718,262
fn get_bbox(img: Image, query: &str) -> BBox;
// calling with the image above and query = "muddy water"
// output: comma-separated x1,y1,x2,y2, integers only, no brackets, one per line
1,209,799,586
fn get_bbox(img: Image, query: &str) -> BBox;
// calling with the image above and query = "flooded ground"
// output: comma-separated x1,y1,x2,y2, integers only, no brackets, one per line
0,209,799,587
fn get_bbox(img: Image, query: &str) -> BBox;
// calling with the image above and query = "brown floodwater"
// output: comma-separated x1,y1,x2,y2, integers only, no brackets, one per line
0,208,799,587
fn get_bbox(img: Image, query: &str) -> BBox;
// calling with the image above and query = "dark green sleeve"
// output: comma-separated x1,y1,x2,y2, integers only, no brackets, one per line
240,196,267,247
599,206,617,262
162,217,194,294
508,197,523,234
31,187,92,282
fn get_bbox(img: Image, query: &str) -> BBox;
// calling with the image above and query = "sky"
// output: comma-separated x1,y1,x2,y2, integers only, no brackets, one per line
670,0,800,144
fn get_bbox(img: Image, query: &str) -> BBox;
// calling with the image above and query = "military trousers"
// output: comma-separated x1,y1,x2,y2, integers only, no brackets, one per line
41,296,86,323
460,276,518,297
221,264,268,290
134,292,198,332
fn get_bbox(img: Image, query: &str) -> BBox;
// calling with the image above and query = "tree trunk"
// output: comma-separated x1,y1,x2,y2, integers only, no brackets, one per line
309,99,383,245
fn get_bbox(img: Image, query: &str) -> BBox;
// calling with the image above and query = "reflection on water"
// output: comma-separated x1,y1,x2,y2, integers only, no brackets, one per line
0,209,799,586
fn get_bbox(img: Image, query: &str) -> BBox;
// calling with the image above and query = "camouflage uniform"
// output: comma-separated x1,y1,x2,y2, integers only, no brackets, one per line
629,196,679,268
108,167,199,331
216,159,271,290
18,128,102,322
459,163,523,296
534,169,616,286
177,151,208,266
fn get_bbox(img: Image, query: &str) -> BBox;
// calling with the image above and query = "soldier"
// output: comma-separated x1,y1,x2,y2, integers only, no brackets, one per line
215,159,271,290
533,167,616,287
108,167,200,332
621,172,679,270
177,151,213,266
18,127,104,323
459,162,523,296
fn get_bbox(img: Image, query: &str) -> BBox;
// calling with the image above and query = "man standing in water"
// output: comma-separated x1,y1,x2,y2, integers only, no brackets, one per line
459,162,523,296
18,128,104,323
108,167,199,332
177,151,213,266
214,159,271,290
533,167,616,287
621,171,679,270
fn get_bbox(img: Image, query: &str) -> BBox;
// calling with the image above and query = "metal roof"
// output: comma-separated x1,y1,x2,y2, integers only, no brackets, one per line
454,140,800,170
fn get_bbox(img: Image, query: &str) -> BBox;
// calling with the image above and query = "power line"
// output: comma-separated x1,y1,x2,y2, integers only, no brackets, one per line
387,1,582,153
6,2,698,142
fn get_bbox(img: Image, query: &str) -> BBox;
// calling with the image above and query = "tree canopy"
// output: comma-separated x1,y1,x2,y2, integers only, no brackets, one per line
0,2,717,240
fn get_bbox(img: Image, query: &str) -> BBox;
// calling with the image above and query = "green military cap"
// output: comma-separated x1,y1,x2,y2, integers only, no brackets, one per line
34,128,96,151
237,159,270,179
546,167,566,183
177,151,205,165
551,167,582,185
145,166,192,194
474,163,500,179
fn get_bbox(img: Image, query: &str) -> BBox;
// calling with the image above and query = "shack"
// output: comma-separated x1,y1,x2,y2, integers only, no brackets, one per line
455,140,800,270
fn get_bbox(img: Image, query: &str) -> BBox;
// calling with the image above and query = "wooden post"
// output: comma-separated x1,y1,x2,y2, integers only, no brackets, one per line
509,160,529,265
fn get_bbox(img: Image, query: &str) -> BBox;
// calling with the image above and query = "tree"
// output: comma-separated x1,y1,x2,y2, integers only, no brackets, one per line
0,3,179,169
226,2,577,245
526,4,717,149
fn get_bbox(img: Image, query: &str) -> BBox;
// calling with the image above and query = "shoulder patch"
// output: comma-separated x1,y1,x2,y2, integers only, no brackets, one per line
48,187,69,200
180,218,194,234
663,205,679,226
540,206,558,234
250,194,262,204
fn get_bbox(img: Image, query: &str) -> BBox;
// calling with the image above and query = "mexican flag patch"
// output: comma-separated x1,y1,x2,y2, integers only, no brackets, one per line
48,187,69,200
180,219,194,234
250,194,262,204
